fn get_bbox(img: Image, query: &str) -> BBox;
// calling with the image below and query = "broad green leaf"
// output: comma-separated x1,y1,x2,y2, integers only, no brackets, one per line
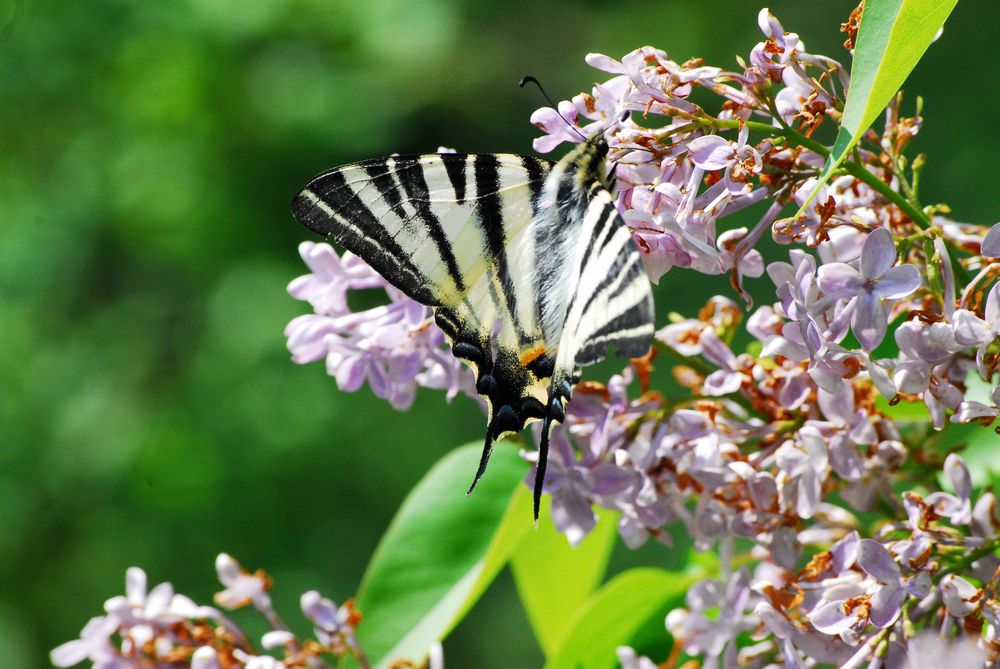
355,441,533,668
511,498,619,656
545,568,696,669
796,0,958,214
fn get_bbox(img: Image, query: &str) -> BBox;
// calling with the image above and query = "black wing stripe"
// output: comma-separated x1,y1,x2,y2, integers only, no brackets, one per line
392,156,468,293
473,154,528,342
295,174,437,305
559,198,617,326
578,250,643,319
442,153,468,203
575,297,654,364
362,161,408,219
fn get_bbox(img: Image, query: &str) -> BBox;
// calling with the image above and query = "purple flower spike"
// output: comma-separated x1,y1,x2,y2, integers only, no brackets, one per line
817,228,921,349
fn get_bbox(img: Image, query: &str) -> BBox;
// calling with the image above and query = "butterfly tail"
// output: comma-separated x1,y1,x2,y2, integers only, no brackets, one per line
533,413,553,521
468,430,495,496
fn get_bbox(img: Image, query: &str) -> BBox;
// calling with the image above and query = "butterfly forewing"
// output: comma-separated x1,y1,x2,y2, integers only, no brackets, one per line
292,142,654,518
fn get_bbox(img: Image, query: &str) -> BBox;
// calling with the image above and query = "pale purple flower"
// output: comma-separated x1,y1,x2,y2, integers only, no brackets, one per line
699,328,746,396
631,226,691,283
924,454,973,525
817,228,922,349
191,647,221,669
286,243,475,410
755,601,854,667
666,570,756,665
215,553,271,609
288,242,383,316
952,384,1000,426
982,222,1000,257
855,539,929,628
939,574,980,618
301,590,361,653
50,616,121,668
232,650,288,669
688,125,763,194
616,647,658,669
951,283,1000,379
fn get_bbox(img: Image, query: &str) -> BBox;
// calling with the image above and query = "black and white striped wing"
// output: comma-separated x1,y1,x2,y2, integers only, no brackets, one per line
291,146,655,517
293,153,559,426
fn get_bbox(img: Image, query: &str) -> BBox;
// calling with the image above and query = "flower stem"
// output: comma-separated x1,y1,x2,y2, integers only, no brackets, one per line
933,536,1000,584
686,114,973,284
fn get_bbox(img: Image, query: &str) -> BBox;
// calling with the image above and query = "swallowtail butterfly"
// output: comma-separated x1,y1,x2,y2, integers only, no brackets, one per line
292,138,655,518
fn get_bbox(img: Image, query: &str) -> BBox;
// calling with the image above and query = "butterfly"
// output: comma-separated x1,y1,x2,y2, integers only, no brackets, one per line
291,138,655,519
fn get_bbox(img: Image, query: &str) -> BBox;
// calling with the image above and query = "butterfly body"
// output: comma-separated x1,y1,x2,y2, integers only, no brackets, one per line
293,139,654,517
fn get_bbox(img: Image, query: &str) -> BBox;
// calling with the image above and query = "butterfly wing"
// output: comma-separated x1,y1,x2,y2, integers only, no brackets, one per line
293,153,562,478
292,145,655,518
525,150,655,517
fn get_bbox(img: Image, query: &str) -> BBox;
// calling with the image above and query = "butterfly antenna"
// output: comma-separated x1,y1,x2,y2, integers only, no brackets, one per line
519,75,588,143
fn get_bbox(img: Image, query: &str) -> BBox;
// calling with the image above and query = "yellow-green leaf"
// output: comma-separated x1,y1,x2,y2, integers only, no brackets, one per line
511,499,619,656
544,568,696,669
355,441,533,669
796,0,958,214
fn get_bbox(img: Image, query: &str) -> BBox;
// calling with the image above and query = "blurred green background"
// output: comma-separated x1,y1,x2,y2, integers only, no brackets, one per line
1,0,995,666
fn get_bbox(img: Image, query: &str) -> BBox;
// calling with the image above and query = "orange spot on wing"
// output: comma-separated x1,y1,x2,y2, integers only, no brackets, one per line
518,344,546,367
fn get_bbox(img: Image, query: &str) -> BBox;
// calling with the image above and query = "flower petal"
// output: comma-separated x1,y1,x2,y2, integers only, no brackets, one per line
860,228,896,280
857,539,900,582
952,309,991,346
873,264,921,299
688,135,734,170
869,581,905,628
940,574,979,617
852,292,888,350
817,263,864,298
982,222,1000,258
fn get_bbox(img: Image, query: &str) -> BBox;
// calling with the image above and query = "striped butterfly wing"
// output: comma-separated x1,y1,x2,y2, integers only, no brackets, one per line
292,144,654,518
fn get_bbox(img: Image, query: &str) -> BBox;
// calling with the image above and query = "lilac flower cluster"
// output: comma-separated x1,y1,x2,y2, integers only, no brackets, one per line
52,554,367,669
285,241,476,410
280,7,1000,665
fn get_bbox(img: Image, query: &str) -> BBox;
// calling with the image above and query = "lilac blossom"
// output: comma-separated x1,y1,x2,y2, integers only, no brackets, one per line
286,242,476,409
53,556,367,669
817,228,922,350
982,222,1000,258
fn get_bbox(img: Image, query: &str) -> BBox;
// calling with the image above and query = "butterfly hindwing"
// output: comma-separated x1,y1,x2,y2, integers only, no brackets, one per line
292,142,654,518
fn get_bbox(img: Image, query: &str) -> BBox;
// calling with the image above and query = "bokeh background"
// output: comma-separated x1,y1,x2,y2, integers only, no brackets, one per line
2,0,996,666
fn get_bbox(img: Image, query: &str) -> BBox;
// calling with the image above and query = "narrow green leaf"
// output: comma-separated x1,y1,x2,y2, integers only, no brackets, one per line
796,0,957,214
355,441,533,668
511,498,619,656
544,568,696,669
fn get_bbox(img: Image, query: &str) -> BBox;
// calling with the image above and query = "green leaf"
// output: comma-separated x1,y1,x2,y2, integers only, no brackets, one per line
796,0,958,214
544,568,696,669
511,498,619,657
355,440,533,668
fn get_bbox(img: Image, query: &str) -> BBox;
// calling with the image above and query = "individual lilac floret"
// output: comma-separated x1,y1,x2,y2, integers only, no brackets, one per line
301,590,363,656
982,222,1000,257
215,553,271,609
951,282,1000,380
854,539,929,628
666,570,756,665
925,454,973,525
817,228,922,349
